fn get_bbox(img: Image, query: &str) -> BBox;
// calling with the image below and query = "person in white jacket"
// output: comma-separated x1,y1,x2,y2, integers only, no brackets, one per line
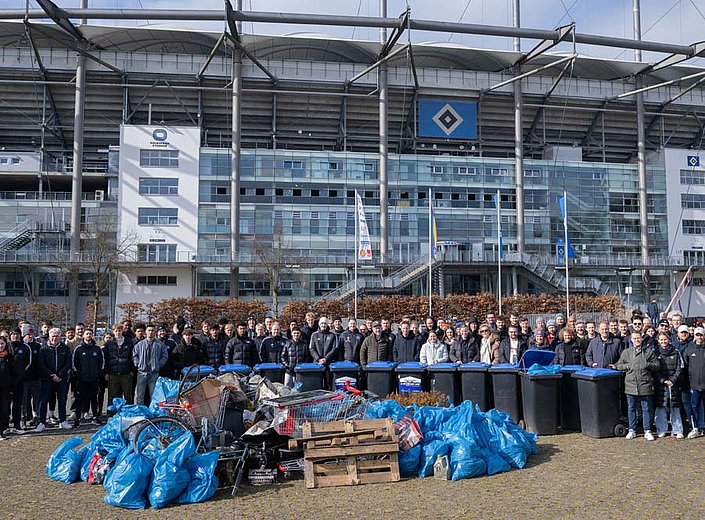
420,331,449,365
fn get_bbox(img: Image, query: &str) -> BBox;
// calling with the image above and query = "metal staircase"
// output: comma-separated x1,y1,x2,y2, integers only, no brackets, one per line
0,218,69,251
518,253,612,295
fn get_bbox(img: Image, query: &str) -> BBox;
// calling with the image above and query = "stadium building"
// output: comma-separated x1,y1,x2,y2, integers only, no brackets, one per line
0,3,704,322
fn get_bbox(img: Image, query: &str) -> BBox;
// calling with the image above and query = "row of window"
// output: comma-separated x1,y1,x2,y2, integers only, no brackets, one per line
683,220,705,235
681,193,705,209
136,275,177,286
680,169,705,185
140,149,179,168
137,208,178,226
139,178,178,195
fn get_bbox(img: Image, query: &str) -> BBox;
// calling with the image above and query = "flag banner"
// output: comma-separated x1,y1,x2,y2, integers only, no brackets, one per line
356,192,372,261
555,238,576,259
431,203,438,258
493,192,503,260
558,195,567,221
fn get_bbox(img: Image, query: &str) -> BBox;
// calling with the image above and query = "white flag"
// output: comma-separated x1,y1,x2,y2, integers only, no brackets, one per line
356,192,372,261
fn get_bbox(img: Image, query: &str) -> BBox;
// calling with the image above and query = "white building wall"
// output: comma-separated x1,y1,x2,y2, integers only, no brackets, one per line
115,125,200,312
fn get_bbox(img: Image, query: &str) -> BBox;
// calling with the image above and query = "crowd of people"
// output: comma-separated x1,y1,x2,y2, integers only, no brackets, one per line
0,308,703,442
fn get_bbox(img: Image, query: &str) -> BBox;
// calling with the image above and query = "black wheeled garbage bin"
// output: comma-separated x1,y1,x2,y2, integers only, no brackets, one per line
458,362,492,411
520,371,562,435
573,368,622,438
363,361,397,397
427,363,459,405
396,362,428,393
559,365,585,431
330,361,360,390
254,363,285,384
294,363,326,392
489,363,522,423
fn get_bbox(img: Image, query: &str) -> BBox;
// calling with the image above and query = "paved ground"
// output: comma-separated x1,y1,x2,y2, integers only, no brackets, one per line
1,428,703,519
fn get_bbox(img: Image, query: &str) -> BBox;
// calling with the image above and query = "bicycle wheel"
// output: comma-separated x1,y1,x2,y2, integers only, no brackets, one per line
132,417,191,462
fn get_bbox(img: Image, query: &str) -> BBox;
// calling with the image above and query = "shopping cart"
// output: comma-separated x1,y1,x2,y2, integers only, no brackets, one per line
261,390,370,438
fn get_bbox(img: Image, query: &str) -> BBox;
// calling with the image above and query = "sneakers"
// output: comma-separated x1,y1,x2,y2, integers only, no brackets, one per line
644,431,655,441
59,422,73,430
674,433,685,439
67,412,76,422
7,428,25,435
687,429,701,439
626,430,637,440
34,423,46,433
0,435,7,441
657,432,667,438
90,418,102,426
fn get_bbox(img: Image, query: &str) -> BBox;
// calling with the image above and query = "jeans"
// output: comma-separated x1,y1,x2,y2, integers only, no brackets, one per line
135,373,159,405
627,394,653,432
39,380,68,425
655,405,683,435
284,372,296,388
107,373,134,407
691,389,705,431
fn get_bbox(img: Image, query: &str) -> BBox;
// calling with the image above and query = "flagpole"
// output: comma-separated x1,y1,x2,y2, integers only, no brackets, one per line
354,189,358,321
497,189,502,316
563,190,570,319
428,187,433,317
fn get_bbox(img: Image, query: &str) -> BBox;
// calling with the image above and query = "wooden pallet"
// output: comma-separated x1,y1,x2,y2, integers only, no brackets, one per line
300,419,400,489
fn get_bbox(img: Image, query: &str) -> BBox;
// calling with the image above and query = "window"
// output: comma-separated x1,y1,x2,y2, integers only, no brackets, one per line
681,193,705,209
255,188,265,196
328,189,338,198
683,220,705,235
275,188,284,196
137,244,177,262
136,275,177,286
328,212,338,235
684,250,705,264
488,167,508,176
428,165,446,174
452,166,476,175
200,280,230,296
364,162,376,172
139,149,179,167
216,186,228,196
524,169,542,177
311,189,320,197
139,178,178,195
680,169,705,185
609,193,638,213
283,160,303,169
11,157,20,165
293,188,302,197
138,208,178,225
328,162,339,170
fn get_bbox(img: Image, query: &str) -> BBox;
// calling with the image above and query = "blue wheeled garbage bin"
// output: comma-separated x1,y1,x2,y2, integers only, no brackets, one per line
396,362,428,393
218,364,253,377
181,365,216,381
363,361,397,397
294,363,327,392
427,363,459,405
330,361,361,390
254,363,285,384
458,362,492,411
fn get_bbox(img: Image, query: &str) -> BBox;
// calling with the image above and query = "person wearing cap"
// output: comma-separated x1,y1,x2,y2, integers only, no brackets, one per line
449,325,478,364
684,327,705,438
394,321,422,363
224,322,258,367
529,329,552,350
131,323,168,406
20,324,42,428
555,313,566,330
545,320,559,349
586,322,623,369
675,325,693,355
246,317,257,340
616,331,660,440
360,321,392,367
653,331,685,439
105,323,134,407
499,326,528,364
331,317,345,339
35,328,72,432
340,318,364,363
72,329,106,426
309,317,338,366
173,328,207,371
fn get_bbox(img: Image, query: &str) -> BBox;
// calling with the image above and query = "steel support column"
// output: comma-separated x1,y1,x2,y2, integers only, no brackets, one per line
378,0,389,265
513,0,525,255
230,0,242,298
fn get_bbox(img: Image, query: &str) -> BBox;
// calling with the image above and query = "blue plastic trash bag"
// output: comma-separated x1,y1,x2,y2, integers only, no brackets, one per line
365,399,407,422
107,397,126,414
148,431,196,509
103,446,154,509
398,443,421,477
527,363,561,375
46,436,83,484
149,377,181,413
448,435,487,481
413,405,456,435
418,432,451,478
177,451,219,504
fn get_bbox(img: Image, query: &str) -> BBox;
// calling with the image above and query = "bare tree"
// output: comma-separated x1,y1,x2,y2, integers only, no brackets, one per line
251,232,301,317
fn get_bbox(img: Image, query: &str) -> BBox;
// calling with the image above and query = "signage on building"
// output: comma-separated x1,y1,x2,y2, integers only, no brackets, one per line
150,128,170,148
418,99,477,139
687,155,700,167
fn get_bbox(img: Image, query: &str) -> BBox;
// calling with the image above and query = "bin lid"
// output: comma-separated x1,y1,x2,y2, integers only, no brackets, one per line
427,362,458,372
488,363,519,372
458,362,490,372
364,361,397,370
560,364,586,374
519,370,563,380
181,365,215,375
295,363,326,372
396,361,427,373
254,363,284,371
330,361,360,370
572,368,622,380
518,349,555,370
218,364,251,373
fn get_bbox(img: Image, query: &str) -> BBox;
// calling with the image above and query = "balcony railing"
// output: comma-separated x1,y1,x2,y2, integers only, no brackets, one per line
0,191,113,202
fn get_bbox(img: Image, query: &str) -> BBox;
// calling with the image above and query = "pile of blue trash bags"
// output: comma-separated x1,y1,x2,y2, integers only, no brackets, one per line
45,379,219,509
366,399,538,480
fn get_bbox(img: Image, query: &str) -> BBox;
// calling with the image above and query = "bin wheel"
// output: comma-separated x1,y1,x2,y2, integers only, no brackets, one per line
518,420,526,430
613,424,627,437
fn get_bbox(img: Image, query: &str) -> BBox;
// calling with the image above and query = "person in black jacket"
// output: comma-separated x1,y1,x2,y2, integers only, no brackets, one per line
72,329,105,427
20,324,42,428
394,322,422,363
448,325,478,364
553,328,586,366
684,327,705,438
653,332,685,438
309,317,338,366
9,328,31,432
35,328,72,432
173,328,207,372
499,326,528,364
105,323,134,407
0,336,14,440
281,328,310,387
224,323,258,367
259,322,288,364
202,323,226,368
157,325,179,379
339,318,363,363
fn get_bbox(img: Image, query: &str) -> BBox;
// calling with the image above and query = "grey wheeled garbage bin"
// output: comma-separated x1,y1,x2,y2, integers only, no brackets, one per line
427,363,459,405
520,371,562,435
559,365,585,431
489,363,522,423
363,361,397,397
458,362,492,411
573,368,622,438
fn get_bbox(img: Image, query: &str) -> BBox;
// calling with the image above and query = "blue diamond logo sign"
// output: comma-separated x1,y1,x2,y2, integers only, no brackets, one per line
432,104,463,136
688,155,700,167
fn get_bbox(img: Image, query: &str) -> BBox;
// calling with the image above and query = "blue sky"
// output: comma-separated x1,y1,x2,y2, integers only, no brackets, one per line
1,0,702,62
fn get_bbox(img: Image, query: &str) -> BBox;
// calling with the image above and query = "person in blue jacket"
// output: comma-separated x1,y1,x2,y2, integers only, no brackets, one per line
586,322,623,369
